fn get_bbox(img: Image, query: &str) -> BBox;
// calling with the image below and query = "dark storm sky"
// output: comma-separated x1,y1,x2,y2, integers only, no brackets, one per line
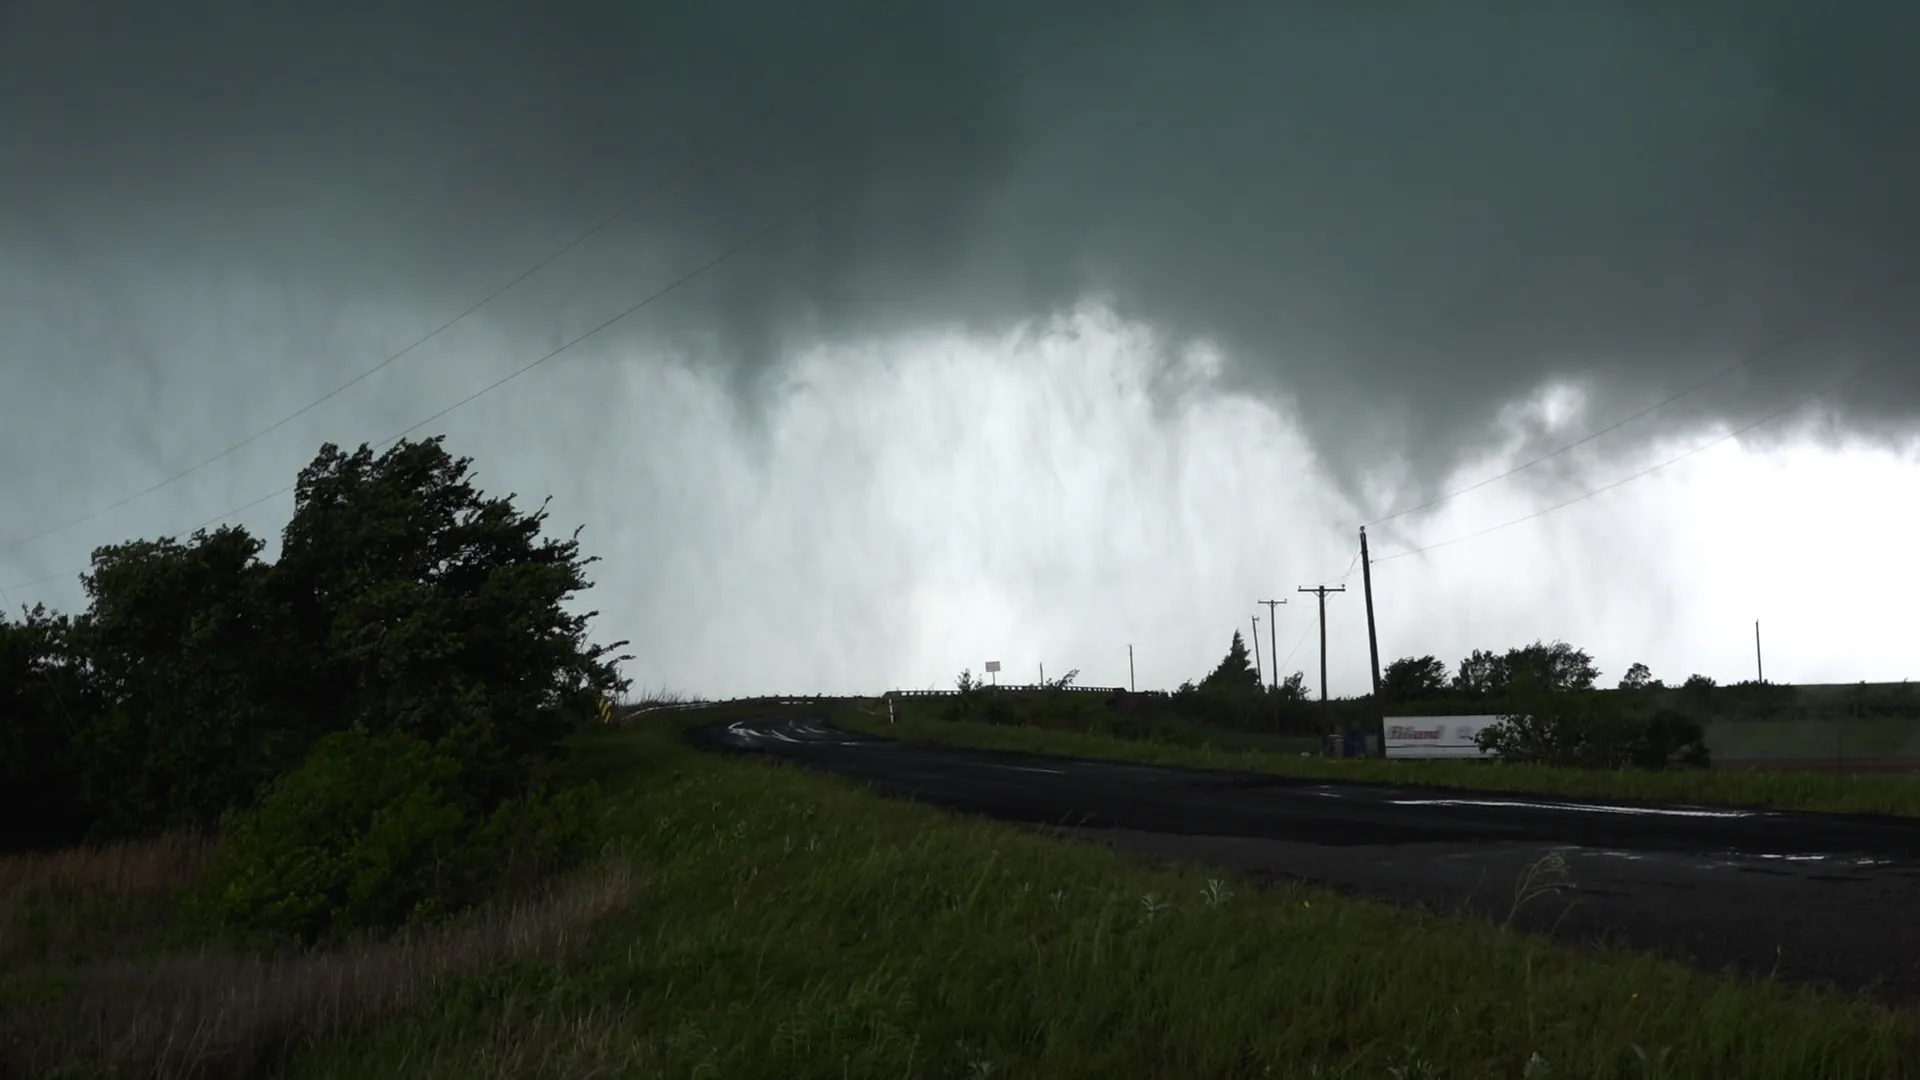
4,0,1918,505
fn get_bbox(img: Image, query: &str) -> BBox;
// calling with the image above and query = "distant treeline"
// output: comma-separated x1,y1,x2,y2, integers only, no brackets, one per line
946,636,1920,740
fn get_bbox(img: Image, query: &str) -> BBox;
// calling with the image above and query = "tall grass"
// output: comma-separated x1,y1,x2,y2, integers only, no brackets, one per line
0,832,217,967
283,716,1920,1079
0,858,638,1080
837,703,1920,817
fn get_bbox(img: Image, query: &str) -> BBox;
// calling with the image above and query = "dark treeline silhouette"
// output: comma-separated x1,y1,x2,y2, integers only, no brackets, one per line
0,438,629,941
941,631,1917,768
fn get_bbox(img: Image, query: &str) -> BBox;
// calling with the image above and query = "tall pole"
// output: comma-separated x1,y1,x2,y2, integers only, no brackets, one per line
1128,644,1136,693
1039,662,1044,687
1251,615,1264,687
1298,584,1347,702
1359,528,1382,701
1258,599,1287,690
1755,621,1764,684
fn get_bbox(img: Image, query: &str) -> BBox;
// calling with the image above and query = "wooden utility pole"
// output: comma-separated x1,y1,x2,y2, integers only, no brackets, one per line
1755,621,1764,684
1297,584,1347,702
1251,614,1264,687
1257,599,1287,690
1127,644,1136,692
1359,528,1382,700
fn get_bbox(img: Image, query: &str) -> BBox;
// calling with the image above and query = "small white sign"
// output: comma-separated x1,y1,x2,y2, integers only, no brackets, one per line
984,660,1001,673
1384,714,1510,760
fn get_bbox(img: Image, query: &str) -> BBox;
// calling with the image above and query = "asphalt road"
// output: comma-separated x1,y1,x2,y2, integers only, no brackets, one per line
691,715,1920,1005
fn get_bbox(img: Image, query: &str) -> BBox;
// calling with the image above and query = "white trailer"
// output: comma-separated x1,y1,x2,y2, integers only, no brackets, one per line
1383,714,1509,760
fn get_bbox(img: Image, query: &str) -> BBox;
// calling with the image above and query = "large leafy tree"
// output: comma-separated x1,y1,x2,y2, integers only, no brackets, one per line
1502,639,1599,692
1382,655,1449,702
272,438,631,800
1451,640,1598,699
1451,648,1507,697
0,604,97,846
1,436,630,844
1618,662,1662,690
68,526,301,835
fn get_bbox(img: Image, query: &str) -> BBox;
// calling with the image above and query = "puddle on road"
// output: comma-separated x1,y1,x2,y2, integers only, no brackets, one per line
1579,847,1899,871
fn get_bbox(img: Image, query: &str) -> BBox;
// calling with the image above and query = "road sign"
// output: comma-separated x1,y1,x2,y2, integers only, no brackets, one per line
984,661,1001,673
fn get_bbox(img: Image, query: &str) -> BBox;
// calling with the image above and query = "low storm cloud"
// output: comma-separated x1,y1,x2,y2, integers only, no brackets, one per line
3,0,1917,694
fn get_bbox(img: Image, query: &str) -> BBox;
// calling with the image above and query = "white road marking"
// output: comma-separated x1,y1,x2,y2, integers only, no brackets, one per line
1387,797,1758,819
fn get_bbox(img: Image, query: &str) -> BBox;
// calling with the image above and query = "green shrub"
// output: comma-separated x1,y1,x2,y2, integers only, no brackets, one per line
196,730,478,944
195,729,611,945
1476,695,1711,771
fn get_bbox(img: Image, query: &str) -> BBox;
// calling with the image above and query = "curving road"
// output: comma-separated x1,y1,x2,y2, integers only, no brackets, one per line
691,715,1920,1005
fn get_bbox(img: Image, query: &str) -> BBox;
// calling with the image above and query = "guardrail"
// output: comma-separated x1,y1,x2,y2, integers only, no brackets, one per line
889,685,1125,698
614,695,831,723
611,686,1130,725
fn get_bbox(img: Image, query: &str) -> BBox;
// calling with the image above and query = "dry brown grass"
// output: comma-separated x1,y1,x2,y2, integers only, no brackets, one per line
0,831,216,897
0,857,640,1080
350,1002,648,1079
0,832,218,969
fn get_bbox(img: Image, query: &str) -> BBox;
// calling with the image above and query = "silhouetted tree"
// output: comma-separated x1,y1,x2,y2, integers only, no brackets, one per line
1276,671,1309,702
1382,655,1449,701
273,438,631,803
1,436,631,844
1618,662,1662,690
1451,640,1597,698
1502,640,1598,691
1201,631,1261,692
0,604,97,847
67,526,303,835
1452,649,1506,697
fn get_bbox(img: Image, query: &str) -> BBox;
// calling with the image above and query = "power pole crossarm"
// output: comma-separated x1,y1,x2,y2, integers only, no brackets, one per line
1297,584,1347,702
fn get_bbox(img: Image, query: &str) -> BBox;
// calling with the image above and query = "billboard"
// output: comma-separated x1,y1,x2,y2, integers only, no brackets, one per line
1384,714,1510,760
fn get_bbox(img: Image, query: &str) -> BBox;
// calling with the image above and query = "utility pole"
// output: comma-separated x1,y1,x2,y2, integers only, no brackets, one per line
1755,621,1764,684
1257,599,1287,691
1039,662,1044,687
1359,528,1382,700
1297,584,1347,702
1251,614,1264,687
1127,644,1136,693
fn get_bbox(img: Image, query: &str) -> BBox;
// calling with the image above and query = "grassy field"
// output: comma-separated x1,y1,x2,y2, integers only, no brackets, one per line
12,700,1920,1077
835,700,1920,818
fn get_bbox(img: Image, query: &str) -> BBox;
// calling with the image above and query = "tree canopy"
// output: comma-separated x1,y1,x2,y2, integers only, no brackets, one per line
0,436,630,848
1382,655,1448,701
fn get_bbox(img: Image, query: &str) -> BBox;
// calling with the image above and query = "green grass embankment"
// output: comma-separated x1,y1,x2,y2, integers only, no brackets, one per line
280,703,1919,1078
18,701,1917,1077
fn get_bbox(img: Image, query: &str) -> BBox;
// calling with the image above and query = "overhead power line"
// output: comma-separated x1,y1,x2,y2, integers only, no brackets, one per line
1275,620,1314,677
0,0,1154,595
1364,279,1918,529
0,0,944,554
1373,353,1901,565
